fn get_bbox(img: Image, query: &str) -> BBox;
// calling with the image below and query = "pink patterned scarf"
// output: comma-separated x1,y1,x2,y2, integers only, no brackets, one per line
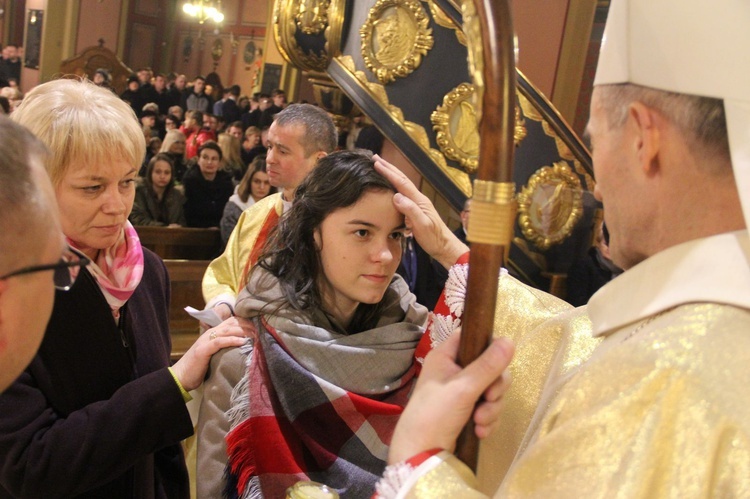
67,221,144,319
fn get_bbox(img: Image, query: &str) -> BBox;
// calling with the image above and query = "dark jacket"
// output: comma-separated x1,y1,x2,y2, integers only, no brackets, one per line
396,237,448,310
0,249,193,498
221,98,242,125
241,109,261,130
183,167,234,228
258,104,283,129
120,88,146,118
130,183,186,226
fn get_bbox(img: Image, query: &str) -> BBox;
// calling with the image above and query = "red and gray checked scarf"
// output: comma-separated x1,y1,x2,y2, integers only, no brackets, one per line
67,221,144,319
226,269,429,498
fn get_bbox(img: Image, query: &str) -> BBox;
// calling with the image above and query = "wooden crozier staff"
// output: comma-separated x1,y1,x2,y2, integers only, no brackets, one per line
455,0,517,471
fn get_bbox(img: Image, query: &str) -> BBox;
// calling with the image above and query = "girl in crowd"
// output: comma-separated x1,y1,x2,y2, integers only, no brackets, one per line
0,78,246,498
219,156,274,244
217,132,245,182
139,135,163,176
160,129,188,182
182,140,234,228
130,152,186,227
198,150,461,498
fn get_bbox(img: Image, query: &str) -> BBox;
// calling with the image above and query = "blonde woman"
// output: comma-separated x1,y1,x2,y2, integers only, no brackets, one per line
0,79,246,498
159,129,188,181
217,132,245,181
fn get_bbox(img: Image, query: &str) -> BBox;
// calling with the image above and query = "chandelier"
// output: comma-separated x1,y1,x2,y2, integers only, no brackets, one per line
182,0,225,24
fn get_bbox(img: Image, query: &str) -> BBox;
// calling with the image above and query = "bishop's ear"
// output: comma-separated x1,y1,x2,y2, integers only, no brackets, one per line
628,101,661,174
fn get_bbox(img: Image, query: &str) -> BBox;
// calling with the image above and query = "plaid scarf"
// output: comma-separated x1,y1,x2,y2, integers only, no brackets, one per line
226,270,428,498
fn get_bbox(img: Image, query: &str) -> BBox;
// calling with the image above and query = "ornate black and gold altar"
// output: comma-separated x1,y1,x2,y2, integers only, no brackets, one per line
272,0,598,294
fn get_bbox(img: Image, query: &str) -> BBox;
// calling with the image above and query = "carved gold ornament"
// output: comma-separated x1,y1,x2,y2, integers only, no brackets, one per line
511,105,527,147
431,83,480,172
461,0,484,122
428,0,466,45
360,0,434,84
296,0,330,35
274,0,345,72
432,84,528,173
517,161,584,250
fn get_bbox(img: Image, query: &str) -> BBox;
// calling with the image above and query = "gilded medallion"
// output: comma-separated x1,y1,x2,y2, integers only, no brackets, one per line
431,83,480,172
432,84,528,173
211,38,223,61
517,162,583,250
296,0,330,35
360,0,434,84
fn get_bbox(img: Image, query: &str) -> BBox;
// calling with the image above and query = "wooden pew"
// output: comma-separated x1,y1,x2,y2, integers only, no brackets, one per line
136,226,222,261
164,259,210,361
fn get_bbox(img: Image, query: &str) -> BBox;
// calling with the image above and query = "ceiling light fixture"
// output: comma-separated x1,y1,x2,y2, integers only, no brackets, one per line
182,0,225,24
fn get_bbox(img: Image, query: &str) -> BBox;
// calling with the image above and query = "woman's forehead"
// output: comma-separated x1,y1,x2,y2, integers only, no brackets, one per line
63,158,136,180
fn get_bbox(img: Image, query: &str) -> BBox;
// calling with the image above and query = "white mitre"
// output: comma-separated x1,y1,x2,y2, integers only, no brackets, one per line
594,0,750,230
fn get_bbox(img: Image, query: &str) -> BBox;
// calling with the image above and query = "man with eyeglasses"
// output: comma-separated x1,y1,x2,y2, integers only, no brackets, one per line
0,116,88,392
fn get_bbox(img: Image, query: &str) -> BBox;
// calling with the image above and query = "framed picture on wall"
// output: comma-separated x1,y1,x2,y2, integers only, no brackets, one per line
261,63,282,95
24,9,44,70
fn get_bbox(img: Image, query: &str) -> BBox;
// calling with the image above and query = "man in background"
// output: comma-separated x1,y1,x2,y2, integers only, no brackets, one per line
185,76,212,113
0,45,21,85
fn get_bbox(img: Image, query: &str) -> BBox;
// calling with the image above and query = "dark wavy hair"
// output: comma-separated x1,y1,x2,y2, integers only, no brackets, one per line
255,149,398,332
198,140,223,161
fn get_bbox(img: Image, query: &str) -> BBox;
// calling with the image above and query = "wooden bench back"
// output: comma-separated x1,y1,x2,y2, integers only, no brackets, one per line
137,226,222,261
164,259,209,361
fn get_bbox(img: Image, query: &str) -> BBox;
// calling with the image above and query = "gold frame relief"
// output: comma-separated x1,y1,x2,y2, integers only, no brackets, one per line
296,0,331,35
431,83,480,173
360,0,434,84
517,161,583,250
431,84,528,174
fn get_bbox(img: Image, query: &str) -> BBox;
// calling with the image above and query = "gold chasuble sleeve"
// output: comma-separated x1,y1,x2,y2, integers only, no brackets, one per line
497,303,750,498
202,193,284,307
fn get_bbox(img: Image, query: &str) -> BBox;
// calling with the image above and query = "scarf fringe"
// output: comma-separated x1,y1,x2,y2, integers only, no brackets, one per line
227,340,254,430
226,419,258,497
241,477,262,499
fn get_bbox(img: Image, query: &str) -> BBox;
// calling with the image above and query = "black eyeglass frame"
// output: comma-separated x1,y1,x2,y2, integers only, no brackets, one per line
0,246,90,291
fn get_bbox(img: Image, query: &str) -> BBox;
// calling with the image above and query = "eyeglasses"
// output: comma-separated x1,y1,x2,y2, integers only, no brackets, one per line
0,246,90,291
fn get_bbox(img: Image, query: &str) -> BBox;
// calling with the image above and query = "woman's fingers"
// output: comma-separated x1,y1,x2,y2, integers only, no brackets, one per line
173,317,248,391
